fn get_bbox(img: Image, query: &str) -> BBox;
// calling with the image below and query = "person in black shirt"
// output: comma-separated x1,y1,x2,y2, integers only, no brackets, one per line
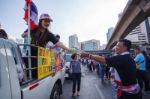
24,13,70,78
80,39,142,99
31,13,70,50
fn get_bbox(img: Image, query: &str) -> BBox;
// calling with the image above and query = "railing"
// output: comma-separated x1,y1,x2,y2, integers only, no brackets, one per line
18,44,64,84
18,44,39,83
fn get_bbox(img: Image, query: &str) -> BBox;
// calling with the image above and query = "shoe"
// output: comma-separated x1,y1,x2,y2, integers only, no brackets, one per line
77,92,80,96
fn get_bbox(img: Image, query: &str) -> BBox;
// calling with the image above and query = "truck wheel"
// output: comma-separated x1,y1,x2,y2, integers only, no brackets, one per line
50,84,61,99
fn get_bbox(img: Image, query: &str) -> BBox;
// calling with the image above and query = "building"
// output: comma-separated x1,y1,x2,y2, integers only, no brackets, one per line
106,27,114,42
78,42,81,50
118,13,150,45
81,39,100,51
125,17,150,45
125,17,150,53
69,34,79,49
100,44,106,50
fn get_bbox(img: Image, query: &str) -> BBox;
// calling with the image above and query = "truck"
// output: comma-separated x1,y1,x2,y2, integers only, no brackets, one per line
0,38,66,99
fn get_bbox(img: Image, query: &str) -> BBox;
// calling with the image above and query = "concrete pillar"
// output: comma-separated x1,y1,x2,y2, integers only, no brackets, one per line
145,18,150,44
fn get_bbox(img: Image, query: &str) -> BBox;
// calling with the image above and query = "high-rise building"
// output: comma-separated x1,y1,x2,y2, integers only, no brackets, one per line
106,27,114,42
100,44,107,50
81,39,100,51
145,17,150,43
118,13,150,45
78,42,81,50
125,17,150,45
69,34,79,49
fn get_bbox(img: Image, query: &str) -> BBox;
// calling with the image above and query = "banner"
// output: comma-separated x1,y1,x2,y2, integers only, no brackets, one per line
37,47,55,79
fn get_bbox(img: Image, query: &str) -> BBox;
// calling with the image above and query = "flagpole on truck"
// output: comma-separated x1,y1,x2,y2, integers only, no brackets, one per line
27,0,32,79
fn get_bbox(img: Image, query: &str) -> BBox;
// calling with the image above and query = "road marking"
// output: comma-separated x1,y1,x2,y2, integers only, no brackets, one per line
95,84,106,99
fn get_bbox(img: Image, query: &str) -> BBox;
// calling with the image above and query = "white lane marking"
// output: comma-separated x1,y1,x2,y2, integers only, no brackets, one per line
95,84,106,99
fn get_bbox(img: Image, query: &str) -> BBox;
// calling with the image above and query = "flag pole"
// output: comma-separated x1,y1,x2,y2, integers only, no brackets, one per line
27,1,32,79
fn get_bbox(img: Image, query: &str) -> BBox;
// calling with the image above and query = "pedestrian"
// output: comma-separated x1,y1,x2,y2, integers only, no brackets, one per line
141,51,150,72
95,61,100,75
88,60,92,72
99,63,105,83
24,13,70,78
70,53,81,97
0,29,8,39
105,65,110,81
80,39,142,99
134,47,150,91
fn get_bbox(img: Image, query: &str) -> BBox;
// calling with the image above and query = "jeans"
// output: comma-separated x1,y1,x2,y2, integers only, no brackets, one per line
99,64,105,81
72,73,81,93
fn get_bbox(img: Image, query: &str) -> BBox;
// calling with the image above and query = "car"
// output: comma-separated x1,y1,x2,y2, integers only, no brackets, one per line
64,54,72,80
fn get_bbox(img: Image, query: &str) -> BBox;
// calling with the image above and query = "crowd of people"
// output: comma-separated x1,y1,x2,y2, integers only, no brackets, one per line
80,39,150,99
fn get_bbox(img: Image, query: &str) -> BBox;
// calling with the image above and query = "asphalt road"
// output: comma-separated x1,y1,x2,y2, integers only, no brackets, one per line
61,66,150,99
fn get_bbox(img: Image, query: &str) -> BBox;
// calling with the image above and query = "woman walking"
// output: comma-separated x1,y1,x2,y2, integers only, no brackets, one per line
70,53,81,97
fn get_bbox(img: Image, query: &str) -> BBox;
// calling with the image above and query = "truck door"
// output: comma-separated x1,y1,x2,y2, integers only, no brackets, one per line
0,39,12,99
4,41,22,99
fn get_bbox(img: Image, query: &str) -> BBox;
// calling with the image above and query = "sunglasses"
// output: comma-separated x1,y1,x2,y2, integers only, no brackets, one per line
43,19,51,23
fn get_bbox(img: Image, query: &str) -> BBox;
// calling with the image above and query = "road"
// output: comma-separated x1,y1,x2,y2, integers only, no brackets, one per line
61,66,150,99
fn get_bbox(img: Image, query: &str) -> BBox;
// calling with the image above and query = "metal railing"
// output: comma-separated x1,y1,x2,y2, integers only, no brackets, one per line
18,44,39,82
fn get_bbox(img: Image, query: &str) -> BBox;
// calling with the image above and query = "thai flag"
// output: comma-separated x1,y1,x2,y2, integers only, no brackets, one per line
24,0,38,30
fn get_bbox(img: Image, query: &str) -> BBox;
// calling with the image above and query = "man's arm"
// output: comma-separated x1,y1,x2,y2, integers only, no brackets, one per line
80,52,106,64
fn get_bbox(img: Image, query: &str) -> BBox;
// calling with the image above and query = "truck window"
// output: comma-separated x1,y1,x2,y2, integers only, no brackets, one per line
5,46,18,64
5,43,24,82
0,48,7,87
0,43,6,88
11,47,18,64
0,40,12,99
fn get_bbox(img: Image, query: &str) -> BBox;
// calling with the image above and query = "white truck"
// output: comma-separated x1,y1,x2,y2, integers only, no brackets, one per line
0,38,66,99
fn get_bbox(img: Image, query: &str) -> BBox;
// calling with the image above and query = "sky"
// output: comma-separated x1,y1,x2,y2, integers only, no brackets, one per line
0,0,128,46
